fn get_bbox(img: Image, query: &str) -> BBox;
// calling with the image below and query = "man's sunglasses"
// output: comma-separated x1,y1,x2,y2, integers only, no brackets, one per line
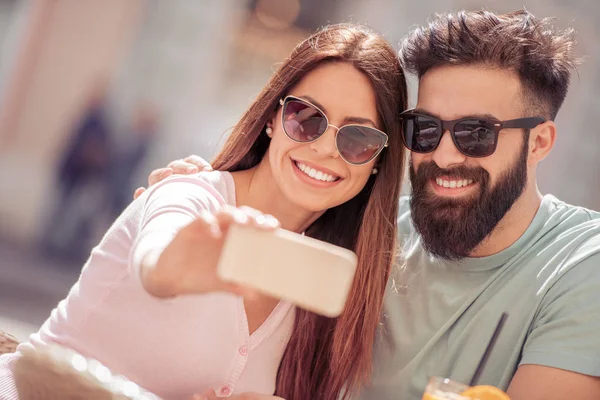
399,111,545,158
279,96,389,165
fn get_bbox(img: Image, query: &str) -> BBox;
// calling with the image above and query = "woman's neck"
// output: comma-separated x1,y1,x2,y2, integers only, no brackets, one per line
230,162,324,233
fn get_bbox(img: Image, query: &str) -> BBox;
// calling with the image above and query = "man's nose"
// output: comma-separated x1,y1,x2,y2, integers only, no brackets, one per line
431,130,467,169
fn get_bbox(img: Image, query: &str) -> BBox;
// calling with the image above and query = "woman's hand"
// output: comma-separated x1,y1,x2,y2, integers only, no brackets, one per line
134,155,212,200
193,389,285,400
141,206,279,298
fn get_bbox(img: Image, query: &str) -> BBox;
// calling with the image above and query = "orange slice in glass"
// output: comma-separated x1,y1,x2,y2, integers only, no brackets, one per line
461,385,510,400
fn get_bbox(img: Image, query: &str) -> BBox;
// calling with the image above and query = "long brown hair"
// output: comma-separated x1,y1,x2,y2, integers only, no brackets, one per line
211,23,407,400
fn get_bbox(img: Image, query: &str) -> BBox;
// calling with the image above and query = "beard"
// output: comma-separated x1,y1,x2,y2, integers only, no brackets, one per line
409,139,529,261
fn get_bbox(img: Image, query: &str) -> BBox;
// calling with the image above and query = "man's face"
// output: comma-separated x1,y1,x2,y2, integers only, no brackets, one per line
409,64,531,260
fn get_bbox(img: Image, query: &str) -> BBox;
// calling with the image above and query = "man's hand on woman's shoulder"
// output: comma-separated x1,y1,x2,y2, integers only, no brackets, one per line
134,155,213,199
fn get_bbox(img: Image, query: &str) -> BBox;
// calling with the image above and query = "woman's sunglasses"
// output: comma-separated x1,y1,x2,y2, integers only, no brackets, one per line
279,96,389,165
399,111,545,158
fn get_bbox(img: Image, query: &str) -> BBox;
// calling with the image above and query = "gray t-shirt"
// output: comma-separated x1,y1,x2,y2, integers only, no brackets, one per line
357,194,600,399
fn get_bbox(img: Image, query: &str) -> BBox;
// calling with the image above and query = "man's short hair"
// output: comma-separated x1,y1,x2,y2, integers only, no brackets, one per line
400,10,579,120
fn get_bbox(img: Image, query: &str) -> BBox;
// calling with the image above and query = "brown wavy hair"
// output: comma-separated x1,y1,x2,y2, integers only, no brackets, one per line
210,23,407,400
399,9,579,120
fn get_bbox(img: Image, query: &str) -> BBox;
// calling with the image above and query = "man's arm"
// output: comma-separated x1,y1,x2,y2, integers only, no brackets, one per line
507,243,600,400
507,365,600,400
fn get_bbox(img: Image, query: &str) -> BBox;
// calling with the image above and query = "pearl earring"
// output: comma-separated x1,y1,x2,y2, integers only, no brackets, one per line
372,168,378,175
265,127,273,136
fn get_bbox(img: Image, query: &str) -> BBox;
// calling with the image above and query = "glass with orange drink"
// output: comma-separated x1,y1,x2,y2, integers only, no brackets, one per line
422,376,510,400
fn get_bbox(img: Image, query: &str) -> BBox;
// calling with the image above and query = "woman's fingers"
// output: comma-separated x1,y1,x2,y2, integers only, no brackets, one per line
214,206,279,237
236,206,280,230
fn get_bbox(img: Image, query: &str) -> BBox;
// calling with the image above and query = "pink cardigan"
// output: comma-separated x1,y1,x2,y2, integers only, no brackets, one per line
0,171,295,399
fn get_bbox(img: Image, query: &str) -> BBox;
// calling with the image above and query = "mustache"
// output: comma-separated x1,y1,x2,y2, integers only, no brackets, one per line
415,161,489,182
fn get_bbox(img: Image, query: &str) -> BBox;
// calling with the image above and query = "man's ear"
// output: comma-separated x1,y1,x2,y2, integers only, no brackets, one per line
528,120,556,165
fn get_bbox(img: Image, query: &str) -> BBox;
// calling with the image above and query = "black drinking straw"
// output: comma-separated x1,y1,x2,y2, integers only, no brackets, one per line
469,312,509,387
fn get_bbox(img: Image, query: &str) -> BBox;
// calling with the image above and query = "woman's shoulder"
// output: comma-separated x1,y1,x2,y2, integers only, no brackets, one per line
144,170,236,207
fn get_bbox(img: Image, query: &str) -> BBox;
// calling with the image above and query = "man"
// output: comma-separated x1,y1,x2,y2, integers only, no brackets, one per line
139,10,600,400
41,80,112,262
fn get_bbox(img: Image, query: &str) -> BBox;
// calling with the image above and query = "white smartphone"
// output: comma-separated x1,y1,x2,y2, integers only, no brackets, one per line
216,224,358,317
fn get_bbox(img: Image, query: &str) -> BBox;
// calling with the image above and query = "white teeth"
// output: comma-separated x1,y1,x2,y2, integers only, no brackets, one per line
296,162,339,182
435,178,474,188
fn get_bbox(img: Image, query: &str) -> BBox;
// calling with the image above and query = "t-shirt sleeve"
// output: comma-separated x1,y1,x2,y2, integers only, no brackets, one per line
129,174,227,282
519,245,600,376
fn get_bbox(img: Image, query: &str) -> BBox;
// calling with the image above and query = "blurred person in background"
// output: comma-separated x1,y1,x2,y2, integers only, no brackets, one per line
39,79,113,263
143,10,600,400
0,23,407,400
106,101,159,220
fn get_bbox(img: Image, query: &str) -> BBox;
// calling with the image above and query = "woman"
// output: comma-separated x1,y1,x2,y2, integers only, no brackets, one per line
0,23,407,400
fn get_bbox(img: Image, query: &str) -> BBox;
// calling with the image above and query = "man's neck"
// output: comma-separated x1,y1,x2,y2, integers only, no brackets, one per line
469,187,543,258
230,161,323,234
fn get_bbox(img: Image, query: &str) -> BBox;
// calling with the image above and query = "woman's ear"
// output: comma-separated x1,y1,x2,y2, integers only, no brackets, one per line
265,112,277,137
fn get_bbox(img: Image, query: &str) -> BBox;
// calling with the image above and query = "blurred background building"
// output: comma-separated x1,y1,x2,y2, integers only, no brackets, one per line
0,0,598,340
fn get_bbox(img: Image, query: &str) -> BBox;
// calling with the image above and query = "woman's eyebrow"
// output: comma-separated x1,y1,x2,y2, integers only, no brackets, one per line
299,95,377,126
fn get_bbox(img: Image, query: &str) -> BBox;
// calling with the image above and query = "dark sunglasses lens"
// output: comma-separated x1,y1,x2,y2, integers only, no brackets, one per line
337,126,387,164
454,119,497,157
282,100,327,142
402,115,440,153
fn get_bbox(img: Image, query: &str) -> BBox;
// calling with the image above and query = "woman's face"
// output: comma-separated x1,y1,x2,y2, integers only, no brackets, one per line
266,62,383,212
